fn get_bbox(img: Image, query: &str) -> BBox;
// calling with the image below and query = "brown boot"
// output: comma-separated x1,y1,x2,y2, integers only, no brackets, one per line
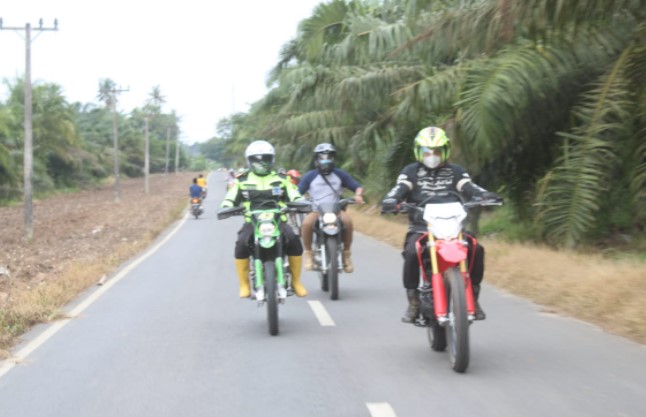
402,289,420,323
303,250,314,271
473,284,486,320
342,250,353,273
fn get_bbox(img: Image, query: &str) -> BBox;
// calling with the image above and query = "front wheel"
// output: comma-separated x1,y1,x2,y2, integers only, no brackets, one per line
445,267,469,372
326,238,339,300
264,261,279,336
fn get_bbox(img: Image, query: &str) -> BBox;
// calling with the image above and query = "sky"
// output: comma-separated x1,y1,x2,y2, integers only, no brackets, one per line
0,0,325,144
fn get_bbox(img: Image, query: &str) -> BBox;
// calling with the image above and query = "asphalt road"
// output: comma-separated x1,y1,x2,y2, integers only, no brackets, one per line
1,172,645,417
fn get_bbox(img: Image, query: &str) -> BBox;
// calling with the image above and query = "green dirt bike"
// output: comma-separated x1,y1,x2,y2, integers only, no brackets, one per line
218,200,311,336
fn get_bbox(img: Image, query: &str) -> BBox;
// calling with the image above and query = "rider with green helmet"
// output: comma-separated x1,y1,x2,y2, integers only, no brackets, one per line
381,126,501,323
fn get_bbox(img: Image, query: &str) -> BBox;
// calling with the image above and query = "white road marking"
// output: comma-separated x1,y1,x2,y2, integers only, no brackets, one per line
307,300,336,326
366,402,398,417
0,213,189,380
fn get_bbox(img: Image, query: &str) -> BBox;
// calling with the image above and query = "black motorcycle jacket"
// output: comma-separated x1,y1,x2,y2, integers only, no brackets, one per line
384,162,489,231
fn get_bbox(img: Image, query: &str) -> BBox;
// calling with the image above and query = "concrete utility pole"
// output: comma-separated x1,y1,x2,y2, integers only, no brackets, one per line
165,126,170,174
0,18,58,241
109,86,129,203
174,133,180,174
144,116,150,193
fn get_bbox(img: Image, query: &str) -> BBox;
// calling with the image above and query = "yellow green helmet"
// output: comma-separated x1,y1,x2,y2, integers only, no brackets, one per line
413,126,451,165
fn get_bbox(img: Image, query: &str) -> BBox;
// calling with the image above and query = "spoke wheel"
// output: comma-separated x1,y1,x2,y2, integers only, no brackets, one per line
446,267,469,372
264,261,279,336
326,238,339,300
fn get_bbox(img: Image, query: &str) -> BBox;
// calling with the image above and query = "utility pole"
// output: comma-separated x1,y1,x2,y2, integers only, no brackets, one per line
109,85,129,202
0,18,58,241
165,126,170,175
174,132,180,174
144,116,150,193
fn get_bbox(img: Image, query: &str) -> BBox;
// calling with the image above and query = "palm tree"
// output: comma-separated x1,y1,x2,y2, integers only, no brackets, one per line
97,78,122,202
250,0,645,247
143,85,166,192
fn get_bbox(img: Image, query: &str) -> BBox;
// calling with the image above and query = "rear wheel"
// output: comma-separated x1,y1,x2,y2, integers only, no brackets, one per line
316,237,329,292
427,321,447,352
445,267,469,372
319,270,329,292
264,261,279,336
326,238,339,300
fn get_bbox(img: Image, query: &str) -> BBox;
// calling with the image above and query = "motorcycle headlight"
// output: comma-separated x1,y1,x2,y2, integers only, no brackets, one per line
259,222,276,237
322,212,337,224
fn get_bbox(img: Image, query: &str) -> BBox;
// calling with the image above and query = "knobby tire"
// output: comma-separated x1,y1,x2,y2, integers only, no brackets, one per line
265,261,279,336
326,238,339,300
446,267,469,372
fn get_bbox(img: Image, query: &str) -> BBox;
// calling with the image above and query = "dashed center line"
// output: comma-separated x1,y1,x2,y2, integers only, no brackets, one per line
307,300,336,326
367,402,397,417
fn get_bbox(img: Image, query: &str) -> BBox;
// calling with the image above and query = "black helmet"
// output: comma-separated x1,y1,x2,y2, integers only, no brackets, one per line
313,143,336,175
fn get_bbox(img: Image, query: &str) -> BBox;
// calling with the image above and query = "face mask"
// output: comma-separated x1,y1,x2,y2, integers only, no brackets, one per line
423,155,442,169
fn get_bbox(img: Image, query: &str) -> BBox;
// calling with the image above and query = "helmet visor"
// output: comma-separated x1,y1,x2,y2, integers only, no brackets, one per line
420,146,443,157
249,154,274,164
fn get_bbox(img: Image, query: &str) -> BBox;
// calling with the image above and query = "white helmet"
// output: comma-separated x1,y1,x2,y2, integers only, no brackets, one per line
245,140,275,176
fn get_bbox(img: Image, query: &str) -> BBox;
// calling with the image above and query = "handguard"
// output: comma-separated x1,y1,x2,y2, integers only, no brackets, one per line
217,206,244,220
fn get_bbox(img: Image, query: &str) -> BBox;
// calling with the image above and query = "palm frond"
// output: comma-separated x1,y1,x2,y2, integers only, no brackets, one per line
536,48,634,247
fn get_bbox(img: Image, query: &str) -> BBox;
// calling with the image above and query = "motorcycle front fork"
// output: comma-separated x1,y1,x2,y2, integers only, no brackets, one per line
314,238,342,273
423,233,476,324
249,257,290,304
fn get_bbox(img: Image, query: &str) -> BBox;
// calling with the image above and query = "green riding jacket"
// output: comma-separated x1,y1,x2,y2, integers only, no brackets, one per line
220,170,303,221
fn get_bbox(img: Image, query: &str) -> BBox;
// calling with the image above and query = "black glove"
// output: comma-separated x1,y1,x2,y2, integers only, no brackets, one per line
473,192,503,204
381,198,399,213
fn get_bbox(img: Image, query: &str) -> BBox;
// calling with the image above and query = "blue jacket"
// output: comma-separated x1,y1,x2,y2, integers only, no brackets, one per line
189,184,203,198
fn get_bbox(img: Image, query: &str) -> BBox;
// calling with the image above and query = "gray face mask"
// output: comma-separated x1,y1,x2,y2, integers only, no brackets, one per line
423,155,442,169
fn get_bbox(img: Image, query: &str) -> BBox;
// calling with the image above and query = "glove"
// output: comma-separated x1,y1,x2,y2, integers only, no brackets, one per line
481,191,502,202
381,198,399,213
472,192,503,204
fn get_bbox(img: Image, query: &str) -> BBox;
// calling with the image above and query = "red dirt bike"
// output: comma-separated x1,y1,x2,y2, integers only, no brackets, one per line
391,191,502,373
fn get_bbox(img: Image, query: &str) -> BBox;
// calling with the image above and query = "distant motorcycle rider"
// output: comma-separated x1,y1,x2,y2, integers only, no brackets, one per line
189,177,204,212
189,177,203,198
381,127,501,323
218,140,309,298
298,143,364,273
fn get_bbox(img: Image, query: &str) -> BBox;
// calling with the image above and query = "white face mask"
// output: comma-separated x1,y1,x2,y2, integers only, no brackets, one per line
423,154,442,169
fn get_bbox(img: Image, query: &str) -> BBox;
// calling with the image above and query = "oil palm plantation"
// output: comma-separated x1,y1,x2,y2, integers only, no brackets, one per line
240,0,645,247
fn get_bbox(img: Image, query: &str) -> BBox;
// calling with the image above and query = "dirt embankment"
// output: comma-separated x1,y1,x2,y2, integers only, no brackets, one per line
0,173,196,357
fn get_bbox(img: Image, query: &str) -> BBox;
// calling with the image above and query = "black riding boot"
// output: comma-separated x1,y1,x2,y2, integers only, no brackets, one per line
402,289,420,323
473,284,486,320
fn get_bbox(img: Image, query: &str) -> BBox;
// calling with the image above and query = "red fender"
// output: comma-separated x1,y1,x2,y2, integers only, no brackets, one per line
436,240,467,264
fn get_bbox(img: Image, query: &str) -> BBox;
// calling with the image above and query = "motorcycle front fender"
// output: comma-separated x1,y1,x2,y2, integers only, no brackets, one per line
436,240,467,264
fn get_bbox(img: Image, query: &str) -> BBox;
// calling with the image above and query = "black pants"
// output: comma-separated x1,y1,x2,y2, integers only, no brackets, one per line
401,231,485,289
234,222,303,259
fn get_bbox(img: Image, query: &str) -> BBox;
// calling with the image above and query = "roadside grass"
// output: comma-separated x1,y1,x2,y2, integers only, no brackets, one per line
0,175,191,359
351,205,646,345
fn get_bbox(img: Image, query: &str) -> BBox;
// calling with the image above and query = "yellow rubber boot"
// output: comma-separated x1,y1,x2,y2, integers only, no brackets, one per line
235,258,251,298
288,256,308,297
